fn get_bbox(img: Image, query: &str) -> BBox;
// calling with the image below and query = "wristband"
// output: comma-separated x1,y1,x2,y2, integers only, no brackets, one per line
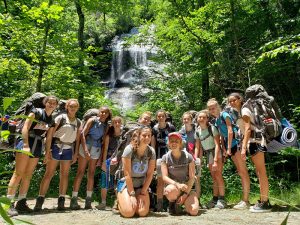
129,191,136,197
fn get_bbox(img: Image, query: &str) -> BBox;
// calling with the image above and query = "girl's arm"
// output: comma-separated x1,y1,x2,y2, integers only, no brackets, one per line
213,134,221,169
241,115,251,160
122,157,134,194
81,117,94,157
225,117,233,155
21,112,35,151
141,159,155,195
185,161,195,194
73,125,82,164
101,135,110,170
44,127,55,163
195,139,202,160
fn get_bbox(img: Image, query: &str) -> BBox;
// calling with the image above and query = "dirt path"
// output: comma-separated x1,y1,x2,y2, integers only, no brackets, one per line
4,198,300,225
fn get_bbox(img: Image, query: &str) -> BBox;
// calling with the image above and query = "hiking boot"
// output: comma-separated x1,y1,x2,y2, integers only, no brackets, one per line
249,200,272,213
57,196,66,211
168,202,176,215
156,200,164,212
70,197,81,210
33,196,45,212
206,199,217,209
84,197,92,209
95,202,106,210
233,200,250,210
215,199,227,209
175,203,183,214
15,198,33,214
7,202,18,217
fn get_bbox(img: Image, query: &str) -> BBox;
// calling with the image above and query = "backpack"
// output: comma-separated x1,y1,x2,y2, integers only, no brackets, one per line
219,108,241,141
80,108,99,129
242,84,282,143
108,122,144,178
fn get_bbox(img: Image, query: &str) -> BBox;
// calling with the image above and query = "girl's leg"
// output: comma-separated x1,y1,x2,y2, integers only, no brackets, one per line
7,153,30,196
232,152,250,202
156,176,164,211
72,155,88,193
117,188,137,218
214,161,225,197
251,152,269,202
38,159,59,196
184,191,199,216
84,159,97,209
164,184,180,202
136,192,150,217
59,161,72,196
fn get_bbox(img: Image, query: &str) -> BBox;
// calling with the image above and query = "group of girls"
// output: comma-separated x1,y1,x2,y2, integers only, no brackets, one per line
6,91,272,219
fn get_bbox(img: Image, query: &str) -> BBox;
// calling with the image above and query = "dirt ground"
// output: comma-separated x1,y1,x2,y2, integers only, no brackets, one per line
3,197,300,225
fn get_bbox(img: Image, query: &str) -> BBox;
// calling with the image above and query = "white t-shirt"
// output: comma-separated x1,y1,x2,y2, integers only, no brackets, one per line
54,114,79,149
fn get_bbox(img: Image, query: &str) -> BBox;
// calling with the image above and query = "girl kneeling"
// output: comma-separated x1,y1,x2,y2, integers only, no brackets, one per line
161,132,199,216
117,127,156,218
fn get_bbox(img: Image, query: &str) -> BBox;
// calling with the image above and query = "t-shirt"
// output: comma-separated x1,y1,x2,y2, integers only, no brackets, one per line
241,107,265,145
194,125,219,151
53,114,80,149
161,150,194,183
122,144,156,188
86,118,107,148
179,125,196,156
215,112,239,148
29,108,55,137
152,122,176,158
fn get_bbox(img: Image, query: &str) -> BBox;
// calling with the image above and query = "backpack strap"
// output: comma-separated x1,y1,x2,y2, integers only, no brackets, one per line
199,125,213,142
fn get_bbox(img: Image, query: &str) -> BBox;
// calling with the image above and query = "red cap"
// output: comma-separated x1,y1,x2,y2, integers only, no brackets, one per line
168,132,182,140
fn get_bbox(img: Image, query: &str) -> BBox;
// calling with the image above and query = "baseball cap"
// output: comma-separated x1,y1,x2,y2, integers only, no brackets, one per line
168,132,182,140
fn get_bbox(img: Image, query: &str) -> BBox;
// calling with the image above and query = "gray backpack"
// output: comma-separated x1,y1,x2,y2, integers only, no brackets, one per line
242,84,282,143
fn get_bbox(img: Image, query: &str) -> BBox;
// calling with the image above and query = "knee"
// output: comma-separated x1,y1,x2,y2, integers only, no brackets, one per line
44,171,55,180
60,170,69,179
165,190,178,201
188,208,199,216
137,208,149,217
76,169,85,178
13,171,24,179
120,207,135,218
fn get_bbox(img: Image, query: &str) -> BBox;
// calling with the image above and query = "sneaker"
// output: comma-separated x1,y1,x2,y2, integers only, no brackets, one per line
84,197,92,209
15,199,33,213
95,202,106,210
7,202,18,217
249,200,272,213
57,196,66,211
215,199,227,209
206,199,217,209
70,197,81,210
33,196,45,212
156,200,164,212
112,200,119,214
233,200,250,210
168,202,176,215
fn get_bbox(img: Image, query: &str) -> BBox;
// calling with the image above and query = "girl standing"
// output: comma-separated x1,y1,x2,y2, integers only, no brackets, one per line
7,95,58,216
194,110,225,209
70,106,111,210
208,98,250,210
33,99,81,211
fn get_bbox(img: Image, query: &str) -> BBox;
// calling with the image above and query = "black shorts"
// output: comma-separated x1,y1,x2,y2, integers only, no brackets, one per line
15,137,43,158
230,145,239,156
248,143,267,156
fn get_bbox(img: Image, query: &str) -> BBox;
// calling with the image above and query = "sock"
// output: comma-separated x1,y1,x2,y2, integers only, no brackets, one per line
7,195,15,201
101,200,106,204
59,195,65,198
39,195,45,198
86,191,93,198
72,192,78,198
218,196,225,200
18,193,27,201
213,196,218,202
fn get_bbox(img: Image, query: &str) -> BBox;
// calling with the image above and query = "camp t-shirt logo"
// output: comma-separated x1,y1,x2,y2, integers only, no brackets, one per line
132,160,148,174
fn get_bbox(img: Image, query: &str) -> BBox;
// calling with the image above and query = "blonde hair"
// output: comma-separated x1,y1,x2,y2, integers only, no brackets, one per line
65,99,80,109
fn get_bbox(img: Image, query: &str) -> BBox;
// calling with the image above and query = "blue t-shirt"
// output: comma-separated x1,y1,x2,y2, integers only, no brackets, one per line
215,112,239,148
86,118,107,148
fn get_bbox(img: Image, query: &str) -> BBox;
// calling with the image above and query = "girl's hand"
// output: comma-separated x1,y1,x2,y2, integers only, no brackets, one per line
84,150,91,160
241,148,247,161
130,196,137,209
101,162,106,171
226,148,232,156
212,161,218,171
177,183,188,192
138,197,144,209
177,193,188,205
43,151,52,164
72,153,78,164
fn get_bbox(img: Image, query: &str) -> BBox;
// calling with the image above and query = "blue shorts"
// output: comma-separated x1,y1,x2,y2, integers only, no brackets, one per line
116,179,126,193
100,170,115,189
15,138,43,158
51,144,73,161
249,143,267,156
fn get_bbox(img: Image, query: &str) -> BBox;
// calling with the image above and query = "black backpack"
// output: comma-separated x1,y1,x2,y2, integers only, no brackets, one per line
242,84,282,143
108,122,144,178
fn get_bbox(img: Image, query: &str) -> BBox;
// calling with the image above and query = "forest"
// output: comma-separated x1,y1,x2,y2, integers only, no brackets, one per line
0,0,300,214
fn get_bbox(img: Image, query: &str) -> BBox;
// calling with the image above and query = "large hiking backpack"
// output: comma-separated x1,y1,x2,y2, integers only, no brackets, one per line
242,84,282,143
80,108,99,129
108,121,143,178
220,107,241,141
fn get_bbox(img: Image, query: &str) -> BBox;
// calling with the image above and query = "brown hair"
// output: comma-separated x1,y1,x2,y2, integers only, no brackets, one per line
130,127,152,151
99,106,112,123
228,92,244,103
43,95,59,105
107,116,123,136
65,99,80,109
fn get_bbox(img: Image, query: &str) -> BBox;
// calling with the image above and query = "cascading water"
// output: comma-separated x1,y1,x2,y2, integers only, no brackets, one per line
106,28,156,113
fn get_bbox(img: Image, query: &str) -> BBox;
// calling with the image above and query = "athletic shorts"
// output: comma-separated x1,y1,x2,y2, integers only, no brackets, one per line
116,179,143,194
51,144,73,161
100,170,115,189
15,138,43,158
79,144,101,159
248,143,267,156
228,145,239,157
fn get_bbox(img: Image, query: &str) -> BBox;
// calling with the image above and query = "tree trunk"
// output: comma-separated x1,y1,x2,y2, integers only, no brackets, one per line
36,0,53,92
74,0,85,108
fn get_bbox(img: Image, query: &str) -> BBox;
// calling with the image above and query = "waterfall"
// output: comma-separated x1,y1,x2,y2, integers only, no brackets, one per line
106,28,156,113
